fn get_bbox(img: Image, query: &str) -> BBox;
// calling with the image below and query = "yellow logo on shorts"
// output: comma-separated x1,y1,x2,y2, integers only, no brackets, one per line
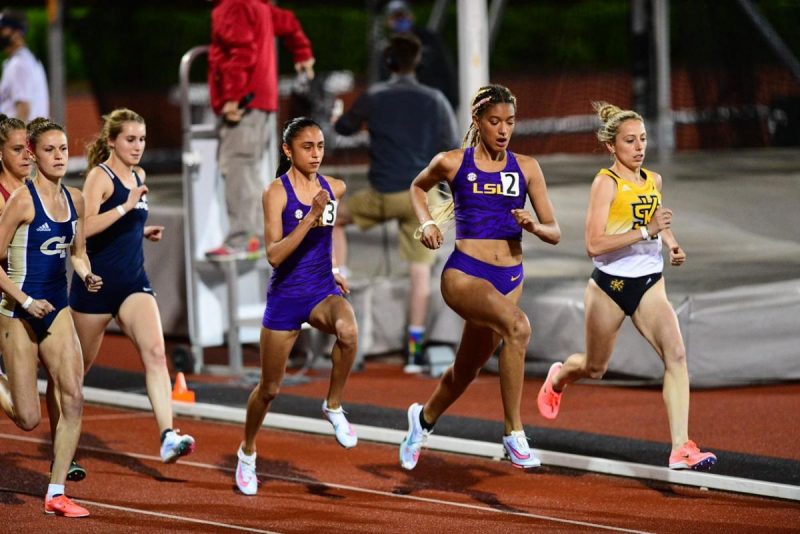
610,279,624,292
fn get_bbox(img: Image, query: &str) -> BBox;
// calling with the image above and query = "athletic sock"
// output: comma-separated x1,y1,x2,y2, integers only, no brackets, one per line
418,408,434,432
46,483,65,500
160,428,174,444
408,326,425,365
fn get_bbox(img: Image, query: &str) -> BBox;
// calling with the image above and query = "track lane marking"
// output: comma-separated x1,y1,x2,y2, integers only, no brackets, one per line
0,432,652,533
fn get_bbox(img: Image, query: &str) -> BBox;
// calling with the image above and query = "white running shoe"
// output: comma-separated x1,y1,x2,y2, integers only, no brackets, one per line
502,431,541,469
322,400,358,448
235,445,258,496
160,429,196,463
399,403,431,470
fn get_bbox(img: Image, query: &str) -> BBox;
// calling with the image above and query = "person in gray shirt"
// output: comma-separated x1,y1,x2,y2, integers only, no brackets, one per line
334,33,458,373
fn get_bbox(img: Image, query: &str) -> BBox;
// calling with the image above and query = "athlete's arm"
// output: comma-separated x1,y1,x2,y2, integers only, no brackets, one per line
0,189,55,317
651,172,686,266
82,165,148,237
410,149,462,250
326,177,349,293
68,188,103,292
512,155,560,245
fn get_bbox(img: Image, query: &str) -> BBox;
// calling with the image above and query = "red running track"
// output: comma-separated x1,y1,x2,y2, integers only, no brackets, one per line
1,403,798,533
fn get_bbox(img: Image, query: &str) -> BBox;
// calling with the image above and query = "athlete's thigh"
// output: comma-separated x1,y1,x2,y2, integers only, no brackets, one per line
583,280,626,365
70,309,113,370
38,309,84,391
116,293,165,353
259,327,301,383
307,294,356,336
631,279,684,360
441,268,524,334
0,315,42,410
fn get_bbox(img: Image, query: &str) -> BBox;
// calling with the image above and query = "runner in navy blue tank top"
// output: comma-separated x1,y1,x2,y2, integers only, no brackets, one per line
0,118,101,518
400,85,561,471
234,118,359,496
55,109,195,469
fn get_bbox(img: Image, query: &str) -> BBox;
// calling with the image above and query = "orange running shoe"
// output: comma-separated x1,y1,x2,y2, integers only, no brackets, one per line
44,494,90,518
668,440,717,471
537,362,563,419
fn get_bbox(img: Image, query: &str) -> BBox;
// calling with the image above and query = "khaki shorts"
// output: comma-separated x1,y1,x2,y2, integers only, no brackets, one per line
346,187,441,265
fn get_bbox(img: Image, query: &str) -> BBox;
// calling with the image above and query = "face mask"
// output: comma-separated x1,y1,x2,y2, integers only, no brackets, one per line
0,35,11,49
390,18,413,34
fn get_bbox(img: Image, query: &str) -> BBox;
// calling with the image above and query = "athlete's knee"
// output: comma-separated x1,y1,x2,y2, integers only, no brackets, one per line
16,407,41,431
255,381,280,404
663,346,687,369
503,309,531,347
141,344,168,370
59,383,84,420
335,320,358,350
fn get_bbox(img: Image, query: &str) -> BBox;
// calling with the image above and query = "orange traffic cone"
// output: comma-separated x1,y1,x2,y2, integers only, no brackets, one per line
171,372,196,403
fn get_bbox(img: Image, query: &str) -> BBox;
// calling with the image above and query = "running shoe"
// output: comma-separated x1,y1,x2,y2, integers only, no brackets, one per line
502,431,541,469
668,440,717,471
399,403,431,470
537,362,564,420
50,459,87,482
205,236,264,261
235,445,258,496
44,494,90,518
322,400,358,448
160,429,196,463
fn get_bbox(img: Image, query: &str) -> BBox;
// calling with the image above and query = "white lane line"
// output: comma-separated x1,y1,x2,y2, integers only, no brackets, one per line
71,499,280,534
0,486,278,534
0,432,651,533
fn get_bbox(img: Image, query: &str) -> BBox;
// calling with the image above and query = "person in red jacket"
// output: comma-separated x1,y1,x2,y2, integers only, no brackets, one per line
206,0,315,259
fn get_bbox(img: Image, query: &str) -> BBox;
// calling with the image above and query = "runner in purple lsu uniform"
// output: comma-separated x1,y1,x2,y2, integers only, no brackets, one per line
400,84,561,471
233,117,359,496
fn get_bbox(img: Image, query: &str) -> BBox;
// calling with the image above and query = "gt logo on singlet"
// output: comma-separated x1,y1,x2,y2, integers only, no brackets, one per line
631,194,659,228
40,236,72,258
312,200,337,228
472,172,520,197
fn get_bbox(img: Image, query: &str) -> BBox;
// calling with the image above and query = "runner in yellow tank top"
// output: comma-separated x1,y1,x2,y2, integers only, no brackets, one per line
537,101,717,472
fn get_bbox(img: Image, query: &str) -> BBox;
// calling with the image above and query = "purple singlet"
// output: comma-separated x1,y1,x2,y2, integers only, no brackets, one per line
450,147,527,241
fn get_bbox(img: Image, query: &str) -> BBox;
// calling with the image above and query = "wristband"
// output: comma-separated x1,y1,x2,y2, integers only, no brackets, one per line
332,267,340,275
640,227,649,240
116,205,127,216
419,220,437,234
21,296,33,310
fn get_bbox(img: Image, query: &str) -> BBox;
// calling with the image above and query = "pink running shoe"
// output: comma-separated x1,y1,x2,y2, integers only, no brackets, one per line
537,362,563,419
44,494,90,518
668,440,717,471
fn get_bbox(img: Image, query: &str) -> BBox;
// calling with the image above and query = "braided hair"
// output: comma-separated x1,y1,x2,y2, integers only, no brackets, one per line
461,84,517,149
592,101,643,146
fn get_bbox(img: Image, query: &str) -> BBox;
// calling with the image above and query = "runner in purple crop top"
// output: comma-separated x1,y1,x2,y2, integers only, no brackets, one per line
233,118,360,497
400,84,561,471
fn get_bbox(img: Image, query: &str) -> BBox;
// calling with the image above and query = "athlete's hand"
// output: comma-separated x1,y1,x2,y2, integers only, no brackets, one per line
144,225,164,242
25,299,54,319
511,208,538,234
420,224,443,250
334,272,350,295
669,245,686,266
308,189,330,219
84,273,103,293
125,185,148,212
645,207,672,237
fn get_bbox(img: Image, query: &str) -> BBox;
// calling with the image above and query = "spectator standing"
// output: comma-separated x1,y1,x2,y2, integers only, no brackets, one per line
381,0,459,110
334,34,458,373
206,0,315,258
0,9,49,122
